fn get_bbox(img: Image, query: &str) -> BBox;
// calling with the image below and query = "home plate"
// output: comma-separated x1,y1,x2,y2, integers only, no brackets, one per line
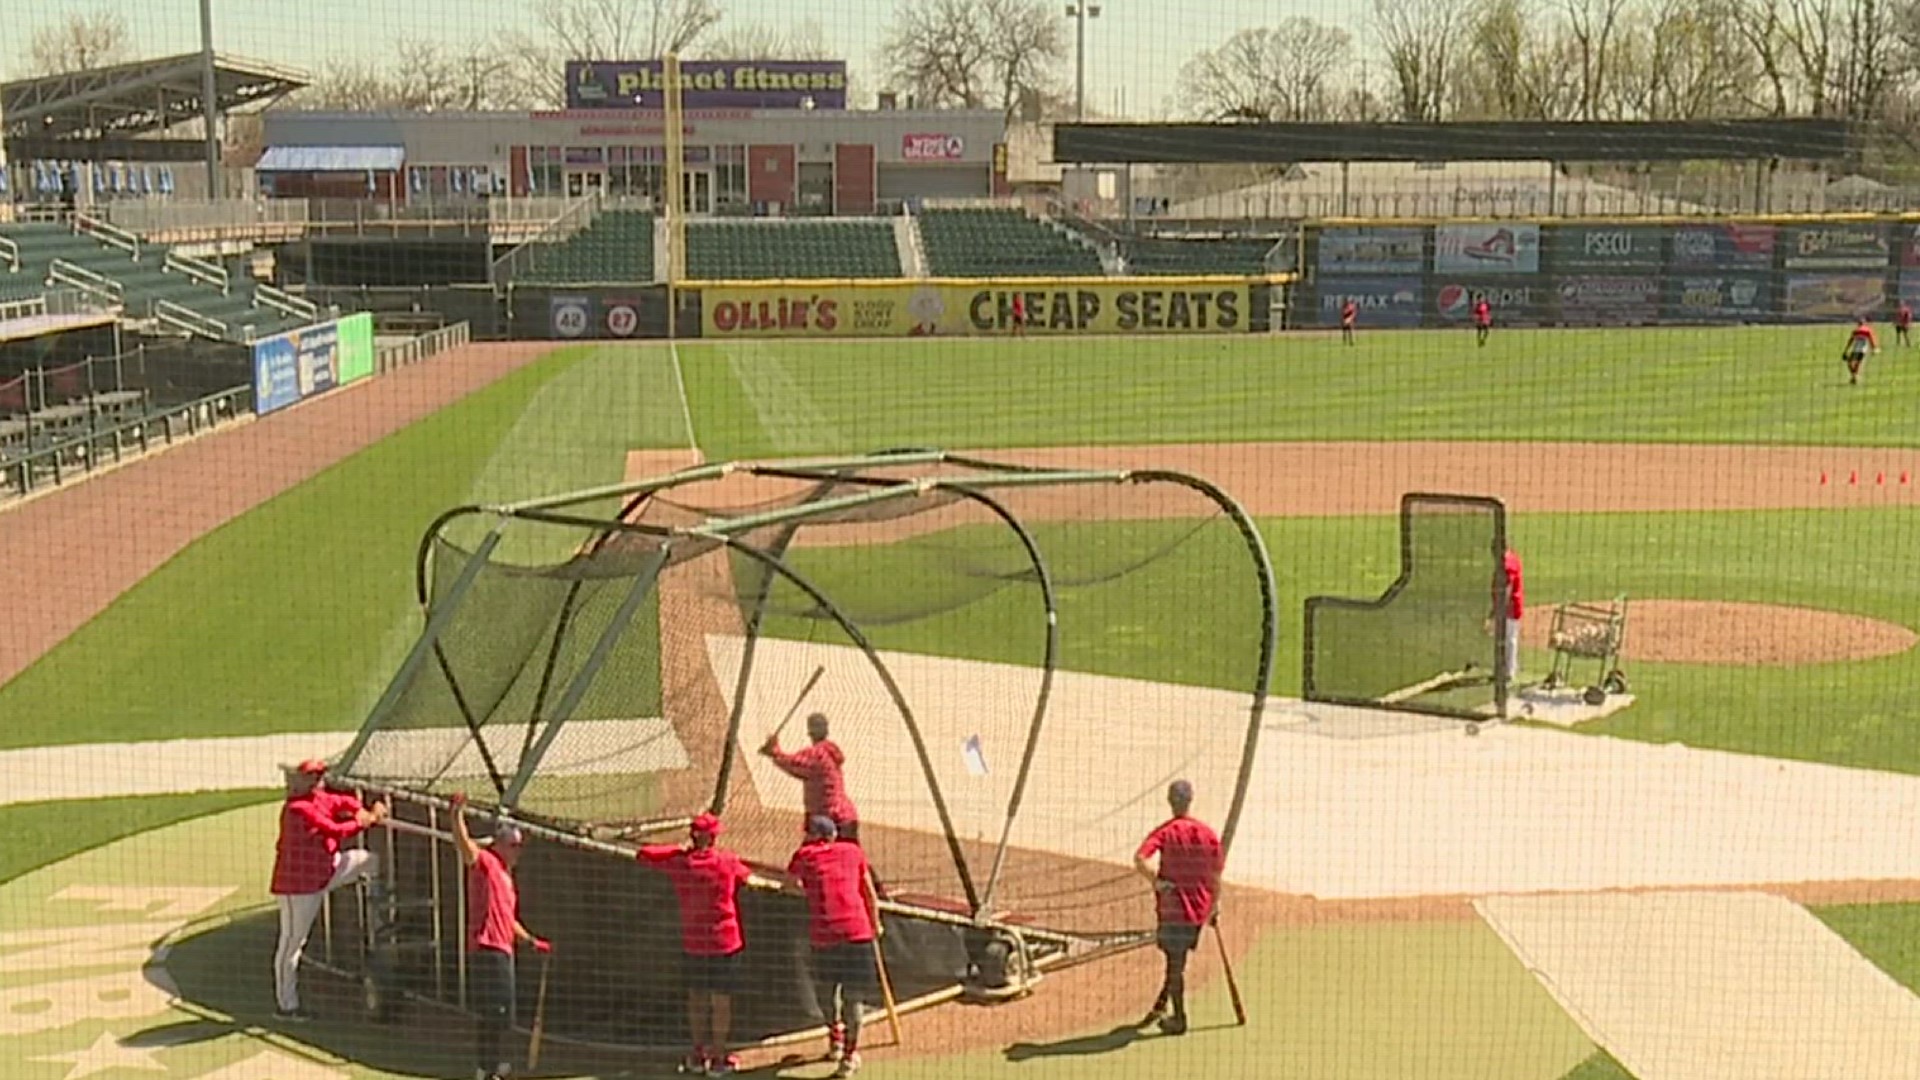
1476,891,1920,1079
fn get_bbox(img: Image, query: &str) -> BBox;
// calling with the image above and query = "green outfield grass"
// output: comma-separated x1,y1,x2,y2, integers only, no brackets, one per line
0,789,273,885
0,344,691,750
677,326,1920,459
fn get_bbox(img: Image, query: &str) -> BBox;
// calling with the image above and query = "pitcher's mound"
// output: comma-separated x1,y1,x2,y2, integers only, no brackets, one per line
1525,599,1915,666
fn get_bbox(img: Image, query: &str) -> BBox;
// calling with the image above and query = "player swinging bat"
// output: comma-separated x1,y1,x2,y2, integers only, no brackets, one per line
761,677,861,840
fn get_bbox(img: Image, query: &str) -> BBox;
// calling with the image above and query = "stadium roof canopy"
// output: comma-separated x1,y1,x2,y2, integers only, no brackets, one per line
2,52,308,160
1054,120,1852,165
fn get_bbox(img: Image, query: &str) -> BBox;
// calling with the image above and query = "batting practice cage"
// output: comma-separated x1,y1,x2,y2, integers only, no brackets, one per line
324,449,1277,1052
1302,494,1510,723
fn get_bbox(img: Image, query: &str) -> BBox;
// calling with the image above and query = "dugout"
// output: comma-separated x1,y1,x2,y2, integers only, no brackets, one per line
329,449,1278,1051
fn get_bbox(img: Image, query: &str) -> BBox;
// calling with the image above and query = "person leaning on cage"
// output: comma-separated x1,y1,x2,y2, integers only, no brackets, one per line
448,792,550,1080
762,712,860,841
786,816,883,1077
636,812,754,1077
270,758,388,1023
1133,780,1223,1037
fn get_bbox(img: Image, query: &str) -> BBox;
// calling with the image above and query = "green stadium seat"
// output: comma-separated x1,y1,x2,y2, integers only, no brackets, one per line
917,209,1103,277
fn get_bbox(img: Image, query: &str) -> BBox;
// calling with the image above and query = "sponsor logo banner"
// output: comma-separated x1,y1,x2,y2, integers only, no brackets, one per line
902,134,966,161
336,312,375,384
1550,226,1664,269
1669,224,1775,270
252,319,341,416
565,59,849,110
1317,227,1425,275
1315,277,1422,328
1433,280,1547,325
1783,274,1886,319
1782,224,1889,271
1668,276,1771,321
700,281,1252,337
1556,276,1659,324
1434,224,1540,274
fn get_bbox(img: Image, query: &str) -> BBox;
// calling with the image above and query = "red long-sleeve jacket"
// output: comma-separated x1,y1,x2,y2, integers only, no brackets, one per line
270,789,366,895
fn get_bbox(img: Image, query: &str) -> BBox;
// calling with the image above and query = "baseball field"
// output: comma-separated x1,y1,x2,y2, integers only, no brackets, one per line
7,323,1920,1079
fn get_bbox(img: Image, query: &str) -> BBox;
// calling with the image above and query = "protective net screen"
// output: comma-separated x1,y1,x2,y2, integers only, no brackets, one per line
1304,495,1508,718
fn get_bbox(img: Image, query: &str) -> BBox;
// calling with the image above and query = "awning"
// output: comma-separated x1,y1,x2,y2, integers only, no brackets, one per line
255,145,405,172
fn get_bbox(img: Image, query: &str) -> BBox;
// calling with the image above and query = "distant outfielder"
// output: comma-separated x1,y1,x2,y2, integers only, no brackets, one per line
1340,298,1357,346
1897,301,1912,347
636,812,754,1077
1133,780,1223,1037
1473,297,1493,346
270,759,388,1023
762,712,860,841
449,793,550,1080
1844,316,1879,385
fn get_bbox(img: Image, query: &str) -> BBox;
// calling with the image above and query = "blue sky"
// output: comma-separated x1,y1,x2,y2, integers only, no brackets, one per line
0,0,1344,117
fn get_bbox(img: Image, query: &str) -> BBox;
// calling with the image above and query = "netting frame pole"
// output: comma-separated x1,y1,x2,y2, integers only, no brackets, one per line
500,546,672,810
1126,470,1279,859
335,523,507,777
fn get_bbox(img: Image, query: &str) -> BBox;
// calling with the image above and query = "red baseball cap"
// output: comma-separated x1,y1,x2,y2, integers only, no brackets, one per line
293,759,328,776
690,812,722,836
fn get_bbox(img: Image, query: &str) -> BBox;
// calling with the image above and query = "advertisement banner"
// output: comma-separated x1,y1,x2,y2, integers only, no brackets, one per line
1667,276,1772,322
700,281,1255,337
1432,279,1549,326
1434,224,1541,274
336,312,375,384
1782,224,1890,270
1314,277,1422,328
1669,224,1775,270
1783,274,1887,319
252,319,340,416
550,295,592,339
1555,276,1660,325
1316,227,1424,275
565,60,848,110
1549,225,1664,270
902,134,966,161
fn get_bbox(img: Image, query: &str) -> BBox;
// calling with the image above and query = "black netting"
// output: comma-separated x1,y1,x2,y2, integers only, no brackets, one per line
1305,495,1508,719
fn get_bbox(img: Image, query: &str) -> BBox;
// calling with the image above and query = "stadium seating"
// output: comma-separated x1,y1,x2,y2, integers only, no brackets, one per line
1124,237,1277,276
686,220,901,280
917,209,1105,277
516,211,656,284
0,221,307,340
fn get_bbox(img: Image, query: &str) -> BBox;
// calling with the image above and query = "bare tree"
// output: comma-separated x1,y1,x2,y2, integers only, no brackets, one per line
1372,0,1465,121
25,9,131,76
1781,0,1837,114
499,0,725,107
1733,0,1799,114
700,19,832,59
302,38,515,111
1451,0,1578,119
1561,0,1632,118
1831,0,1900,122
1175,21,1354,122
880,0,1067,118
1624,0,1758,118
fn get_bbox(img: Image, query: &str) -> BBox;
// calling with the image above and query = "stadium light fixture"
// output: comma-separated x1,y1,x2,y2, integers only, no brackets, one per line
1065,3,1102,121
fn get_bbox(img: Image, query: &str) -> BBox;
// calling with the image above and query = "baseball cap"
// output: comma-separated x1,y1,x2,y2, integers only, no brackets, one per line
806,815,838,840
289,759,328,776
691,812,722,836
1168,779,1194,803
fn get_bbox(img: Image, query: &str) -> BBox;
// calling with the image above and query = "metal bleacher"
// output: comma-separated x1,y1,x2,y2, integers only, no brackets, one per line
515,211,656,284
686,220,902,280
917,208,1105,277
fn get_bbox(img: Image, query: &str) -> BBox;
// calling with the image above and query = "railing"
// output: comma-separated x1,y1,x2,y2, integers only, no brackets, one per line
154,298,230,341
1,384,253,504
0,296,46,323
46,259,124,307
0,235,18,273
0,289,108,325
102,198,312,241
163,249,230,292
489,193,604,284
74,214,142,259
254,282,318,321
375,321,470,374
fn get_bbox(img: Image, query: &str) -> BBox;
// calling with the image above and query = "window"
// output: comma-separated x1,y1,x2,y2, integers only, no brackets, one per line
797,161,834,214
530,145,562,195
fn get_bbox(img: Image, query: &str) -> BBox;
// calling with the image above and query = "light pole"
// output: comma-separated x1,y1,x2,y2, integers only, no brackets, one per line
199,0,222,198
1065,2,1101,121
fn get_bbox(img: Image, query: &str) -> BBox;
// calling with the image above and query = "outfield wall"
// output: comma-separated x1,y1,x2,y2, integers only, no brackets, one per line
1298,219,1916,328
251,311,376,416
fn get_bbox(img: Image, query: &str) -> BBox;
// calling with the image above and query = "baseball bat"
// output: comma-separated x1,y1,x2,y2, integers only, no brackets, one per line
770,665,828,740
527,951,553,1068
1212,918,1246,1026
865,874,904,1047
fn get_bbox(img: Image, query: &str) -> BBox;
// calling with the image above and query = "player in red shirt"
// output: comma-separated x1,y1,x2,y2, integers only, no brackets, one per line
269,759,387,1022
1473,297,1493,347
449,793,549,1080
1897,302,1912,347
1499,548,1524,685
763,713,860,841
1010,292,1028,336
1844,316,1879,385
637,812,754,1076
1340,298,1357,346
786,817,882,1077
1133,780,1222,1037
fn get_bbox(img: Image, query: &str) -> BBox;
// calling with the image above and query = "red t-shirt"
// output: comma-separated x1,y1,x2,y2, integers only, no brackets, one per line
467,848,520,954
1898,306,1912,328
786,840,876,947
1011,294,1027,323
1502,549,1524,620
1341,302,1357,327
769,740,858,825
639,844,752,956
1473,301,1492,327
1852,323,1878,346
1136,816,1222,926
270,790,366,895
